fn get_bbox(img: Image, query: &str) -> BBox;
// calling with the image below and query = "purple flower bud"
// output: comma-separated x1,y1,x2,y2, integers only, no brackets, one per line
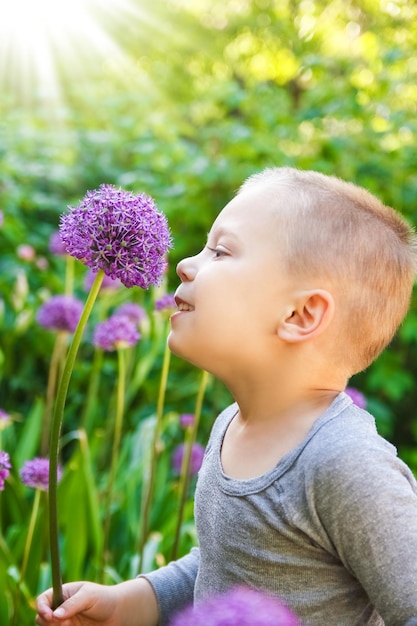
179,413,195,429
20,457,61,491
36,295,84,333
171,586,302,626
155,293,176,312
60,184,172,289
172,443,205,476
0,451,11,491
114,302,147,325
49,231,68,256
93,314,141,351
345,387,367,409
0,409,11,431
17,244,35,261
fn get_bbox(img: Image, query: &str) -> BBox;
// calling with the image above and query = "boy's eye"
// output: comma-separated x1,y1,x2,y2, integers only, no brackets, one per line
207,246,227,258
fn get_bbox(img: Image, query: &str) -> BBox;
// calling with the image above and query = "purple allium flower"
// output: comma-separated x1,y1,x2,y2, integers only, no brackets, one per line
0,210,3,228
60,184,172,289
84,269,122,292
171,586,301,626
20,457,61,491
0,409,11,431
36,295,84,333
345,386,367,409
179,413,195,429
172,442,205,476
114,302,147,325
155,293,176,312
93,314,141,351
0,451,11,491
49,231,68,256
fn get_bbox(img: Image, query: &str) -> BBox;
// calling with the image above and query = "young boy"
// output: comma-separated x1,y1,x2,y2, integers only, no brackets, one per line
36,167,417,626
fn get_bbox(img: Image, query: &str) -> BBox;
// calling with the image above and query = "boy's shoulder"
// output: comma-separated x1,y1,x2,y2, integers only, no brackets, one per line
297,393,417,500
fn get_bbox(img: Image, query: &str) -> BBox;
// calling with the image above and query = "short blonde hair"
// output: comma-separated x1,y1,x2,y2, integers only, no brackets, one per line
240,167,417,374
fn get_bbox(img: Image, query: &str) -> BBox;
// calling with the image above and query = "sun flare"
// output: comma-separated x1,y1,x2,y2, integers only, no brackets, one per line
0,0,143,102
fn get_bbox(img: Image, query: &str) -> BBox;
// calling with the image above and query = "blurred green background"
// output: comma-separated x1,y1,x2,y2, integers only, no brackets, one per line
1,0,417,622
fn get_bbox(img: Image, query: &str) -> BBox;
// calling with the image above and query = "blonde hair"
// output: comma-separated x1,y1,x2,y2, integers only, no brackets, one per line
240,167,417,374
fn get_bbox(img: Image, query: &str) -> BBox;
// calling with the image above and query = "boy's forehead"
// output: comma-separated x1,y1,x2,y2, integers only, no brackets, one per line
209,191,285,246
216,187,285,225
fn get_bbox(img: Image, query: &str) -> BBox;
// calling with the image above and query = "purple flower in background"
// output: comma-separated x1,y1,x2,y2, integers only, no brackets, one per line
172,442,205,476
93,314,141,351
60,184,172,289
345,386,367,409
17,244,35,261
0,210,3,228
49,231,68,256
84,269,122,292
171,586,301,626
36,257,49,271
0,451,11,491
36,295,84,333
20,457,61,491
114,302,146,325
0,409,11,431
155,292,176,312
179,413,195,429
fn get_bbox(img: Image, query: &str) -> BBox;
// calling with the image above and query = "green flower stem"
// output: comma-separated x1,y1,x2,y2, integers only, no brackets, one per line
99,345,127,582
80,346,104,432
49,269,105,610
64,254,75,296
41,331,68,456
81,297,113,432
137,337,171,573
171,369,210,561
20,488,42,583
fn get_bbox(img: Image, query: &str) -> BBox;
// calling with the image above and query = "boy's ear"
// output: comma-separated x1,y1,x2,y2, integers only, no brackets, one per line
278,289,335,343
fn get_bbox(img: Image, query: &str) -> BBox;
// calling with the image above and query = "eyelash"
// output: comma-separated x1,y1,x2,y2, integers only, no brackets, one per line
207,246,227,258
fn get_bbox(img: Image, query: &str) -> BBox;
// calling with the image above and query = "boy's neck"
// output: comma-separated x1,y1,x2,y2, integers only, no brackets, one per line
234,385,341,427
223,352,346,427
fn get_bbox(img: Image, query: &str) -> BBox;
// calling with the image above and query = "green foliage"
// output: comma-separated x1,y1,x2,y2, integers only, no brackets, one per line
1,0,417,623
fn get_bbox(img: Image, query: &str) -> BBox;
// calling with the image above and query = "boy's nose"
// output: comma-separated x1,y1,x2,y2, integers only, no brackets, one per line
176,256,195,282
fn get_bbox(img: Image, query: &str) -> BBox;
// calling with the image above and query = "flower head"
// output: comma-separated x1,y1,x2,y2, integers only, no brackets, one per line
179,413,195,429
49,231,68,256
114,302,147,325
60,184,172,289
0,451,11,491
0,210,3,228
155,293,176,312
171,586,301,626
36,295,84,333
0,409,11,431
93,314,141,351
20,457,61,491
172,442,205,476
17,244,35,261
345,387,367,409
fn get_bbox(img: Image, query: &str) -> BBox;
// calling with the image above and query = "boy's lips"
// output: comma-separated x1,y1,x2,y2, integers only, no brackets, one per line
174,294,195,312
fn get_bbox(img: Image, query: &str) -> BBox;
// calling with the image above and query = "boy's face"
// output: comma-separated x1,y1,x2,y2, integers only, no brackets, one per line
168,187,297,377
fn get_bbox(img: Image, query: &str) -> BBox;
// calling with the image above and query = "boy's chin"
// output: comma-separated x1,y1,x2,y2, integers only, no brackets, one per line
167,332,207,370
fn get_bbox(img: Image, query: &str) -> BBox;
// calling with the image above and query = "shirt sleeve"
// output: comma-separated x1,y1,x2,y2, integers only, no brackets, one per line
140,547,200,626
312,441,417,626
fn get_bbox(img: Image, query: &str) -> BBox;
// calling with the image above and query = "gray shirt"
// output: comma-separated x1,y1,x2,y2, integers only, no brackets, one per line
144,392,417,625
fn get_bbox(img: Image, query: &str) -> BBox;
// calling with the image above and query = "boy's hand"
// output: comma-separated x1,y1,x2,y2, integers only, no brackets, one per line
36,578,159,626
36,581,119,625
